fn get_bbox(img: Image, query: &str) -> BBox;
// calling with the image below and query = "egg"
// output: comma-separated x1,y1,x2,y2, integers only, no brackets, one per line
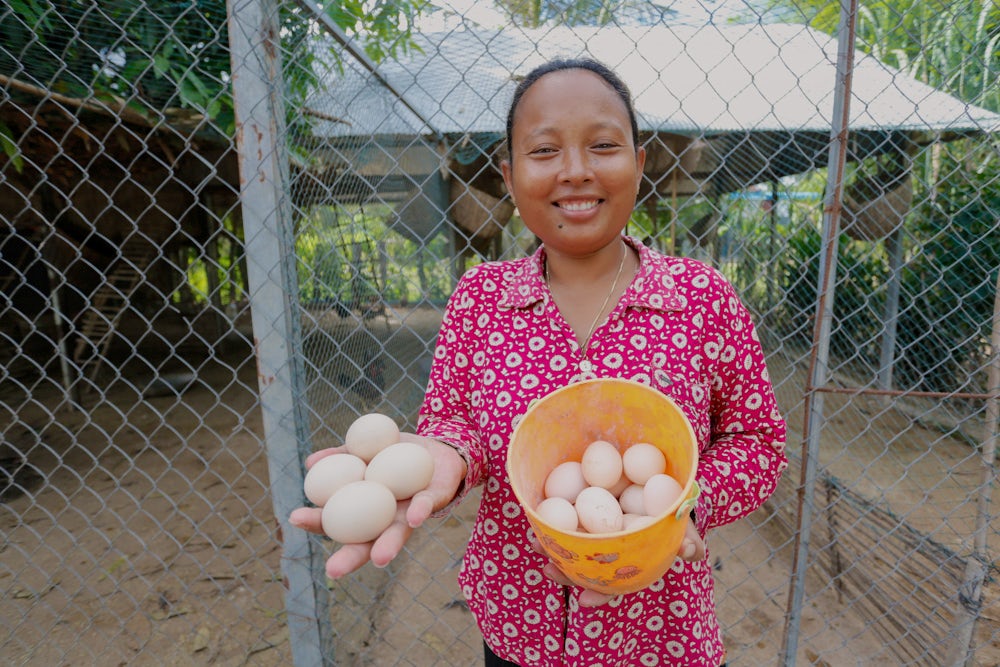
580,440,623,490
536,497,579,532
575,486,624,534
607,472,631,498
303,453,367,506
321,480,397,544
623,514,658,531
622,442,667,485
644,473,683,516
544,461,587,502
364,442,435,500
617,484,646,515
344,413,400,462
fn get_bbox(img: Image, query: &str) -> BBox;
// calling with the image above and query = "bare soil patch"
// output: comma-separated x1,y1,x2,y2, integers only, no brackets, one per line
1,306,996,665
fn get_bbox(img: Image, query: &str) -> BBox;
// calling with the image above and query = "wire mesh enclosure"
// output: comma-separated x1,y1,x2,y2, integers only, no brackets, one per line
1,0,998,665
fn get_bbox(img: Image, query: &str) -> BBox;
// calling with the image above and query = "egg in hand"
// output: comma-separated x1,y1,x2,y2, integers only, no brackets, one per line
306,413,437,546
321,480,397,544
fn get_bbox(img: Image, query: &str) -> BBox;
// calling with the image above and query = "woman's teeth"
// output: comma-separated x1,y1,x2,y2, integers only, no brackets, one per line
558,200,599,211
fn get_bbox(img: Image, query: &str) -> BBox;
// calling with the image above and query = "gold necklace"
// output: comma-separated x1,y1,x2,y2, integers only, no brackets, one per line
546,241,628,373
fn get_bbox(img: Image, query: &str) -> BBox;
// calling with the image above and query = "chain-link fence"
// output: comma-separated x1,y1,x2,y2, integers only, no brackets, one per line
2,0,998,665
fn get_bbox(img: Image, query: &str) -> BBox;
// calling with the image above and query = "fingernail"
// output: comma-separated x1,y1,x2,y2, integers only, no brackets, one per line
288,509,306,526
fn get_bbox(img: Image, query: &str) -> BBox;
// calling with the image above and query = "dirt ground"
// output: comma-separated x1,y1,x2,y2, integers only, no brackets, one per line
1,305,997,665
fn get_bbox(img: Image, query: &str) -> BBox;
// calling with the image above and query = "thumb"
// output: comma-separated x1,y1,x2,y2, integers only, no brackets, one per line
405,490,436,528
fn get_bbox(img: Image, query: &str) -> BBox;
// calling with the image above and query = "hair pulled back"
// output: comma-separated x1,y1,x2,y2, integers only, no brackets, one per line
504,58,640,161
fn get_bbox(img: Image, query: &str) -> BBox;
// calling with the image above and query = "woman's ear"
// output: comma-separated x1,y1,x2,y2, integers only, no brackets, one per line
501,159,514,203
635,146,647,191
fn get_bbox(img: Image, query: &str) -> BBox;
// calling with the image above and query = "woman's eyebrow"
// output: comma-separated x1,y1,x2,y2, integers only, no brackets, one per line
521,122,627,141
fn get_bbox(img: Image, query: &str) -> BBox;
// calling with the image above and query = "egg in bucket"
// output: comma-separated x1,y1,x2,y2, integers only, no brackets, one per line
507,378,699,595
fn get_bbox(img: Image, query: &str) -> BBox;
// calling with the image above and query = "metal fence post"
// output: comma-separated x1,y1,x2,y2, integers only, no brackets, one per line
227,1,334,664
780,0,859,663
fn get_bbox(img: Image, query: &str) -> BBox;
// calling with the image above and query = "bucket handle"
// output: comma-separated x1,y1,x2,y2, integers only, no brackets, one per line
675,480,701,521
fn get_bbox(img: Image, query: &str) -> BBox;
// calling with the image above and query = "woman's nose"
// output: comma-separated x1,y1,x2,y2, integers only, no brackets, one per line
559,147,592,182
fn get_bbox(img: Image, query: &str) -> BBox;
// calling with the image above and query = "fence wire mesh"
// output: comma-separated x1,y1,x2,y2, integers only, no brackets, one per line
1,0,998,665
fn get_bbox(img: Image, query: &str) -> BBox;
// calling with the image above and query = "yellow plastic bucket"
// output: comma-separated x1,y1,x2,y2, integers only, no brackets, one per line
507,378,699,595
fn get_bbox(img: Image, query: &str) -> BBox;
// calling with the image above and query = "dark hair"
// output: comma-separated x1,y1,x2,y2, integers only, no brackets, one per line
505,58,640,161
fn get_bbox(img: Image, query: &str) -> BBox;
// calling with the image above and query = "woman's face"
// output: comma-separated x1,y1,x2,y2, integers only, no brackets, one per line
501,68,645,258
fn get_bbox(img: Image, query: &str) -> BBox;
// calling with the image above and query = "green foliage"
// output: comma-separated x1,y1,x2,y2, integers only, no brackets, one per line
0,121,23,172
296,205,454,308
716,195,786,306
173,232,246,307
1,1,238,128
894,150,1000,392
765,148,1000,394
328,0,424,62
754,0,999,394
773,216,891,360
766,0,999,111
0,0,423,134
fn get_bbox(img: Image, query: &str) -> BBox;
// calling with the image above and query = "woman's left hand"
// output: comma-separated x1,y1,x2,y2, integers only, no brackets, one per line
534,519,706,607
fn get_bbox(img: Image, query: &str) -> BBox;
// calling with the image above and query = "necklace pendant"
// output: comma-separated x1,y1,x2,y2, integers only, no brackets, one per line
579,359,594,373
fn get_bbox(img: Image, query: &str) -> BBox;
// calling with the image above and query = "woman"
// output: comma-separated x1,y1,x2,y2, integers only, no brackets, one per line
292,58,787,667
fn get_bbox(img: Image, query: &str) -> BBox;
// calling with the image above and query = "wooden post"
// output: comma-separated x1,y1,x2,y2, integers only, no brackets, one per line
944,270,1000,666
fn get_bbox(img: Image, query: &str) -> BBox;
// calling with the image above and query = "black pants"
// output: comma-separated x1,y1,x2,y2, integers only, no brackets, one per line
483,642,520,666
484,642,728,666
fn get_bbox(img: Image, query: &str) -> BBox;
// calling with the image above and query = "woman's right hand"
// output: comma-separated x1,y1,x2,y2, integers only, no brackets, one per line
288,433,467,579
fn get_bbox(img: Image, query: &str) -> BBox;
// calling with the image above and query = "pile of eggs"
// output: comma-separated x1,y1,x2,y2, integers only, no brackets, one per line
536,440,683,534
303,413,434,544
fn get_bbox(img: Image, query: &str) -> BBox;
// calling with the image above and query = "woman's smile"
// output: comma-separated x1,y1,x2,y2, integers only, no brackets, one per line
554,199,602,212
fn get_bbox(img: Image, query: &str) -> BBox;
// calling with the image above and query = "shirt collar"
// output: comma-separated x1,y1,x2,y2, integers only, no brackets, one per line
498,236,687,312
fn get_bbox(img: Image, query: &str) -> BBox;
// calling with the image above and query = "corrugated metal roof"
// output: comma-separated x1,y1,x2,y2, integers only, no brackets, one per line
310,23,1000,139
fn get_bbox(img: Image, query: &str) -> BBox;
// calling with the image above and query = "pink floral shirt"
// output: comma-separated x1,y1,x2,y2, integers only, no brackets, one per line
417,236,787,667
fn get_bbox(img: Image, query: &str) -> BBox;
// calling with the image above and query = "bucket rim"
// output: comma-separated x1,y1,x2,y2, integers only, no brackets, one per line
506,377,699,540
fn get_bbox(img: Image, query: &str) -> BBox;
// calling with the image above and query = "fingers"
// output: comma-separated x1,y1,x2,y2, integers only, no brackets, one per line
405,490,436,528
326,542,374,579
304,446,348,469
539,545,615,607
288,506,397,576
294,434,469,579
578,589,615,608
325,501,414,576
369,500,416,566
678,520,707,562
288,507,324,534
533,527,704,607
541,562,614,607
542,560,573,586
400,435,469,526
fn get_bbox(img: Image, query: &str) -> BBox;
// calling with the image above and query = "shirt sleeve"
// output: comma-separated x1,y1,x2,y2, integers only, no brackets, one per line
415,274,488,513
692,269,788,535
